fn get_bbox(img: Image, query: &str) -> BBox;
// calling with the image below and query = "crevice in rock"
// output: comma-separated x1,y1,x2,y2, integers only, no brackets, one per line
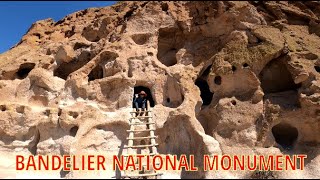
65,26,75,38
272,123,298,150
195,64,214,107
157,27,184,66
133,86,155,108
73,42,90,50
54,19,65,26
16,63,36,79
242,63,249,68
195,79,213,106
124,7,136,20
161,3,169,12
88,64,104,81
70,126,79,137
28,128,40,155
232,65,237,72
58,108,62,116
60,169,70,178
315,66,320,73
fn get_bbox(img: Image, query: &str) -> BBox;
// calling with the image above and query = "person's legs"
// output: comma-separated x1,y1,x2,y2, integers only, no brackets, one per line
140,102,146,116
134,101,140,117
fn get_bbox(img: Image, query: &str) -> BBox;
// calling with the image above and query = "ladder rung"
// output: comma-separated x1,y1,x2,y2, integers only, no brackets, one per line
126,136,158,140
121,172,163,178
126,129,155,132
130,110,152,113
130,116,152,119
124,144,158,148
129,122,155,125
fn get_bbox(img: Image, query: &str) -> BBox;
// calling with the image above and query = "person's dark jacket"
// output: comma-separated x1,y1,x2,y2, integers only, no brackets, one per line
134,96,147,109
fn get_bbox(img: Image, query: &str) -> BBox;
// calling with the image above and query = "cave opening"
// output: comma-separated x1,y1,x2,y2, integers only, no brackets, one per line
88,64,104,81
70,126,79,137
214,76,222,85
133,86,155,108
54,51,92,80
272,123,298,150
195,65,214,106
157,27,184,67
195,79,213,106
259,56,301,109
315,65,320,73
16,63,36,79
259,57,300,93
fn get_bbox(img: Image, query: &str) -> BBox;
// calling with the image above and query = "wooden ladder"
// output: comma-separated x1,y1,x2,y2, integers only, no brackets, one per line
121,101,162,179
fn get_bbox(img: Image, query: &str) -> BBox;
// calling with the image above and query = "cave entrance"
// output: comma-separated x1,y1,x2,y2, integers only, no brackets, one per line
259,56,301,109
259,56,300,93
195,79,213,106
195,65,213,106
16,63,36,79
133,86,155,108
272,123,298,150
88,64,103,81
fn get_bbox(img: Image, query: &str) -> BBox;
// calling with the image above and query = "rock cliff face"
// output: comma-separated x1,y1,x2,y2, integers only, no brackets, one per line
0,1,320,178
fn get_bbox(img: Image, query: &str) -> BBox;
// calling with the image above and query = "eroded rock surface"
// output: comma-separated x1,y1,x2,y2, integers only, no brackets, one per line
0,1,320,178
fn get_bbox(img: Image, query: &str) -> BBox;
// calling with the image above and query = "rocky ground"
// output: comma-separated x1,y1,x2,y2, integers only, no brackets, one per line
0,1,319,178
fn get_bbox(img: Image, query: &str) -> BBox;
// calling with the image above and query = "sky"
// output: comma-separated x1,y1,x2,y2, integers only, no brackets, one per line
0,1,116,54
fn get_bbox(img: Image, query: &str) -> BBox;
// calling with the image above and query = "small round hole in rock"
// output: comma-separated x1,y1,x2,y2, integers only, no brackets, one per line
231,100,237,105
166,98,171,103
242,63,249,68
70,126,79,137
0,105,6,111
315,66,320,73
214,76,222,85
232,66,237,72
44,110,50,116
58,108,62,116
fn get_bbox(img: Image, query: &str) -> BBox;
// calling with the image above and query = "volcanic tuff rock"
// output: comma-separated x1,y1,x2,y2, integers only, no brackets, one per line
0,1,320,178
